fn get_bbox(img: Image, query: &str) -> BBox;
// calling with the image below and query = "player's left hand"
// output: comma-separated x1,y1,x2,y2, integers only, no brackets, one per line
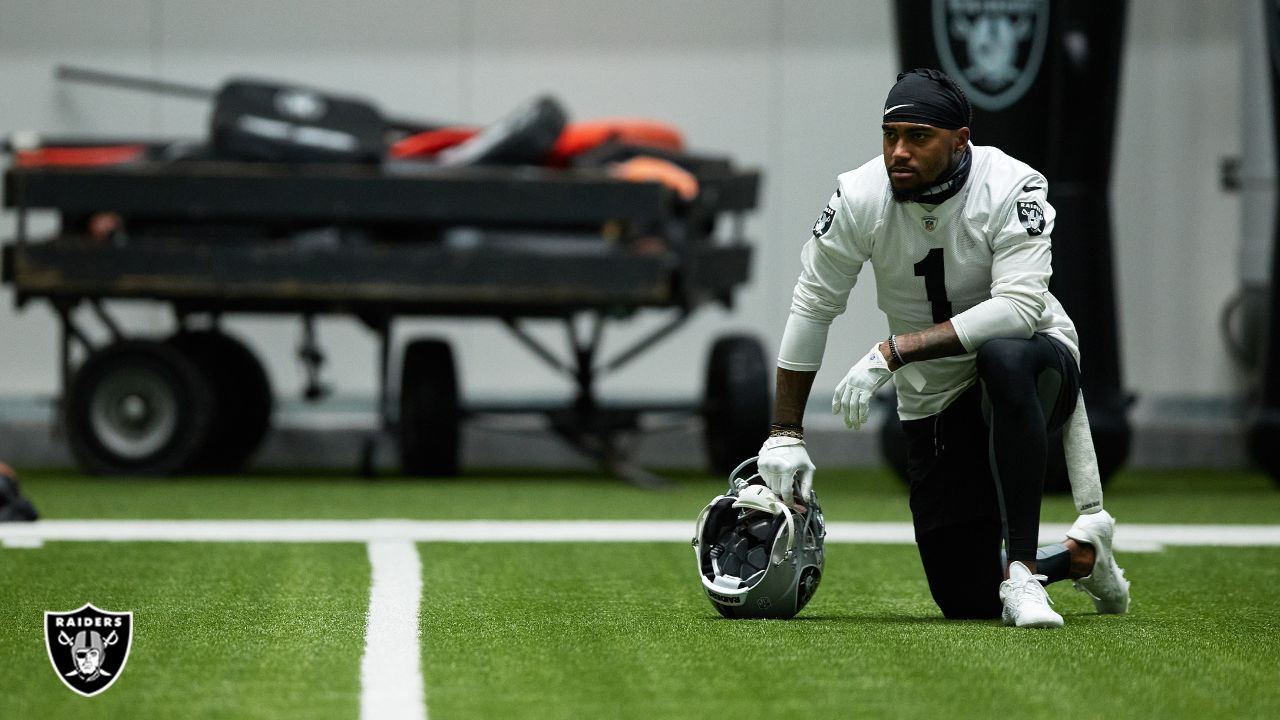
832,342,893,430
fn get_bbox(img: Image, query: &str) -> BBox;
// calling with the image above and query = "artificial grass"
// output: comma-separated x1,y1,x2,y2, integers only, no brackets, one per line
11,467,1280,524
1,467,1277,719
0,542,369,719
419,542,1280,720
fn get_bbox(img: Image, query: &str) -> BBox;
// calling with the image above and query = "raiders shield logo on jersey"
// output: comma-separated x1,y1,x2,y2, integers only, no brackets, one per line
1017,201,1045,236
45,604,134,697
812,206,835,237
932,0,1050,112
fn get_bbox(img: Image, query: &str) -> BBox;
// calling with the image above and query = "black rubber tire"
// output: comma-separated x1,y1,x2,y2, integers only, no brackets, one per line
399,339,461,477
166,331,273,473
703,335,771,477
65,340,216,476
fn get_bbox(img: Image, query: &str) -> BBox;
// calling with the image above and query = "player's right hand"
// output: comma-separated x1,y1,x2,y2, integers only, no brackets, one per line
757,436,815,507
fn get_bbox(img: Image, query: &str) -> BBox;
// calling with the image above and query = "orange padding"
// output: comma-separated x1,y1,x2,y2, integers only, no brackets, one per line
390,118,685,162
389,126,478,159
15,145,147,167
608,156,698,201
546,119,684,166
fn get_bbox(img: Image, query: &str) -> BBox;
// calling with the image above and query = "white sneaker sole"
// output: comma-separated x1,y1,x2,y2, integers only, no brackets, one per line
1003,605,1064,628
1067,510,1131,615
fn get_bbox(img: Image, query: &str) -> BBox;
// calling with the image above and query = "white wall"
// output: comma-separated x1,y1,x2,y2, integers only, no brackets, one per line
0,0,1248,410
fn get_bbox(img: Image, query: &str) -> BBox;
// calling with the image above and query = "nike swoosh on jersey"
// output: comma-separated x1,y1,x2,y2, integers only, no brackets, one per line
884,104,913,115
1022,185,1043,192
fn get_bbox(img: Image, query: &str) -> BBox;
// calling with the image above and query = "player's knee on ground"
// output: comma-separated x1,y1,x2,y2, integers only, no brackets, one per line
916,526,1004,620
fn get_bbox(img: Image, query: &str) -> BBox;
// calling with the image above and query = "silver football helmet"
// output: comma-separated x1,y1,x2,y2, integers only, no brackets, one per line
693,457,825,619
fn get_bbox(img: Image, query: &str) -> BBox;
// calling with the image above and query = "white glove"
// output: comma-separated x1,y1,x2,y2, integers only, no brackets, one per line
832,342,893,430
756,435,815,507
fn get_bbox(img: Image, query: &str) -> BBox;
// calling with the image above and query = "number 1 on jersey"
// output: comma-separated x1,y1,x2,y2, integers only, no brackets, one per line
913,248,952,323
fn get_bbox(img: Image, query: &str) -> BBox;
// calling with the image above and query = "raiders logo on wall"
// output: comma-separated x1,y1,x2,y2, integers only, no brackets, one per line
45,604,134,697
931,0,1050,112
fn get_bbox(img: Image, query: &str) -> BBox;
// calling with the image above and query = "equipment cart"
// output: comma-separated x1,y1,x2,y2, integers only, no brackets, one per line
2,157,766,484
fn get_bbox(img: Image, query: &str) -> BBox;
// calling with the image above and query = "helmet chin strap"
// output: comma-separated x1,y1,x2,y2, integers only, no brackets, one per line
774,504,797,563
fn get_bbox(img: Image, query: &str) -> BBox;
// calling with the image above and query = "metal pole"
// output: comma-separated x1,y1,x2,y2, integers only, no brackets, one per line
55,64,214,100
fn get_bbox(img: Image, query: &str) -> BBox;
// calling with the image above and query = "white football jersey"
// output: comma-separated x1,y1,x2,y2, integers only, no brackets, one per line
784,144,1080,420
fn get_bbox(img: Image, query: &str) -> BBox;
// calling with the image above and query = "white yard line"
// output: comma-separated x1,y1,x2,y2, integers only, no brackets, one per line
360,540,427,720
3,519,1280,550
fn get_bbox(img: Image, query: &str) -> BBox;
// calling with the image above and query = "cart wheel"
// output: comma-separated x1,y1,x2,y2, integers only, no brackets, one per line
166,331,273,473
65,340,216,476
399,339,461,477
703,335,770,476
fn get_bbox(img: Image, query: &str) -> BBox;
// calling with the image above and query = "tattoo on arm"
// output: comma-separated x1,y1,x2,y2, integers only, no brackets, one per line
880,320,966,371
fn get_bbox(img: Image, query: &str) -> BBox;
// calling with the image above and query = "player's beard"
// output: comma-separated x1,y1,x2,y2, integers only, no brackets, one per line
888,152,961,204
889,178,925,204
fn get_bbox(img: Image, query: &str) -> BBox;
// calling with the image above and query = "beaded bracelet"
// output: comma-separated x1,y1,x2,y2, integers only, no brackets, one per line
768,422,804,440
887,334,906,367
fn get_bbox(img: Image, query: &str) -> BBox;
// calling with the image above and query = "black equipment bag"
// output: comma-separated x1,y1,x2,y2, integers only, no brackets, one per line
209,79,386,164
435,95,566,167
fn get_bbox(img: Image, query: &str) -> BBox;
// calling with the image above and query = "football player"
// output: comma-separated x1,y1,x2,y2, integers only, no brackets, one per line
757,69,1129,628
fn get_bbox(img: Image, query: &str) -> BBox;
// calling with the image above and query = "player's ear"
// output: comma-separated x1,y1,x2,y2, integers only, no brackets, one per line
955,127,970,150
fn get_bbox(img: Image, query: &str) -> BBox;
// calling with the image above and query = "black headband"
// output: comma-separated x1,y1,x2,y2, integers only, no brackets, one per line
882,69,970,130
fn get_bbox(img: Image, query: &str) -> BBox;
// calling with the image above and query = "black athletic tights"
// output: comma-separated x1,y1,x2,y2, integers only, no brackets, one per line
977,334,1078,563
904,333,1079,619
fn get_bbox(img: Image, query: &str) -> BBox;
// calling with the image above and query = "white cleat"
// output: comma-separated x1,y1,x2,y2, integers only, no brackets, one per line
1067,509,1131,614
1000,561,1064,628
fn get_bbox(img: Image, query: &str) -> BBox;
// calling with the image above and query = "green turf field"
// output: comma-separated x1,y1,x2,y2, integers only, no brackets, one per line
2,468,1279,719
